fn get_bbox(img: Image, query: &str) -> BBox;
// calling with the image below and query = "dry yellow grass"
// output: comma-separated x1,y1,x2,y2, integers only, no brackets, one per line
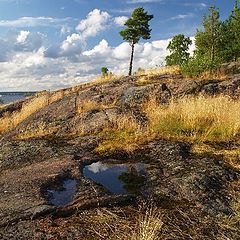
143,95,240,141
76,97,117,115
76,99,101,114
91,73,121,85
0,95,49,133
191,69,228,81
131,205,163,240
136,64,228,82
84,205,163,240
136,65,181,77
96,114,142,153
0,90,71,134
135,65,181,86
71,203,239,239
97,95,240,153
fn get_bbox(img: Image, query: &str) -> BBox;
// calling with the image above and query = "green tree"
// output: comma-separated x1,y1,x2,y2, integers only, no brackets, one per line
225,1,240,61
218,21,231,62
165,34,192,66
101,67,109,77
120,7,153,76
195,6,222,64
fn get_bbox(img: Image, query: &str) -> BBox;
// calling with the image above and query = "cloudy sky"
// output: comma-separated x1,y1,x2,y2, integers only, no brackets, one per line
0,0,236,91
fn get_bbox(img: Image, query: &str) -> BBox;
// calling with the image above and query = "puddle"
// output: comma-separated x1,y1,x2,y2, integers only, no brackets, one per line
45,179,77,207
83,161,146,195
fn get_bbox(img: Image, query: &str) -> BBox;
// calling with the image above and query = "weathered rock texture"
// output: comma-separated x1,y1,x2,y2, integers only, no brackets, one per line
0,66,240,239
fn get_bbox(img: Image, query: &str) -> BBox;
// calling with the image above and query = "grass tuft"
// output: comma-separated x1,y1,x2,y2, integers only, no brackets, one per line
131,205,163,240
84,205,163,240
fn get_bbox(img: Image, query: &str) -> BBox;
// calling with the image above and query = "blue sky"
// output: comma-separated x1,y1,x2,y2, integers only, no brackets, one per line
0,0,236,91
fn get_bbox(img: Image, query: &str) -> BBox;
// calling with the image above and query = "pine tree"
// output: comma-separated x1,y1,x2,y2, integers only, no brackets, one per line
195,6,222,64
120,8,153,75
227,0,240,61
165,34,192,66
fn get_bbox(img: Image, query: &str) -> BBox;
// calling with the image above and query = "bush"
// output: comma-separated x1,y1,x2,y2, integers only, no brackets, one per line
101,67,109,77
180,56,219,77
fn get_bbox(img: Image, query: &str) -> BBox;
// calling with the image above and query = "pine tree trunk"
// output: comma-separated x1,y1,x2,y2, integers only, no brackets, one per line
128,43,135,76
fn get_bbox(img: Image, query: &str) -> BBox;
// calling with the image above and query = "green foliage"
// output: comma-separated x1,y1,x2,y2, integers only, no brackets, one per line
219,1,240,62
180,56,217,77
120,7,153,44
165,34,192,66
180,5,226,77
195,6,222,63
120,7,153,75
0,98,3,105
101,67,109,77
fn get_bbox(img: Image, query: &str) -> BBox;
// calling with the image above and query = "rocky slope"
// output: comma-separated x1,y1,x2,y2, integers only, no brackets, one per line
0,63,240,239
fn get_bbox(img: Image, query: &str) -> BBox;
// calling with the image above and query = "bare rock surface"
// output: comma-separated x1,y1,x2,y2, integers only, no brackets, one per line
0,70,240,239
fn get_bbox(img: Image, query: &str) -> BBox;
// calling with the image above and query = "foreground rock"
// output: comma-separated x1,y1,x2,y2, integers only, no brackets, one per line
0,136,239,239
0,69,240,239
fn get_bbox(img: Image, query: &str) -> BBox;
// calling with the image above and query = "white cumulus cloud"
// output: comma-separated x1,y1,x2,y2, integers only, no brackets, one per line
76,9,110,39
114,16,128,26
83,39,110,56
16,30,29,43
0,9,196,91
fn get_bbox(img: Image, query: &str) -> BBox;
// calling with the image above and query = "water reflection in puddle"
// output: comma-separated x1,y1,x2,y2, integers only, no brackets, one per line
83,161,146,195
46,179,77,207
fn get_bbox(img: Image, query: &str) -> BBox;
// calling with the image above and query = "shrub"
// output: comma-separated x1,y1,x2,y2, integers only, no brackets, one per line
101,67,109,77
180,56,219,77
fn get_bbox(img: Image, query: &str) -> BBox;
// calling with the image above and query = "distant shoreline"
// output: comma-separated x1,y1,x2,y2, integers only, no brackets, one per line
0,91,37,95
0,92,36,104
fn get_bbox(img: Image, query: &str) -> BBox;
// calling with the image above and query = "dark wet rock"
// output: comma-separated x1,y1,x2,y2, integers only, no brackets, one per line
53,195,136,218
24,205,55,219
0,136,100,226
202,83,220,95
0,136,239,238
